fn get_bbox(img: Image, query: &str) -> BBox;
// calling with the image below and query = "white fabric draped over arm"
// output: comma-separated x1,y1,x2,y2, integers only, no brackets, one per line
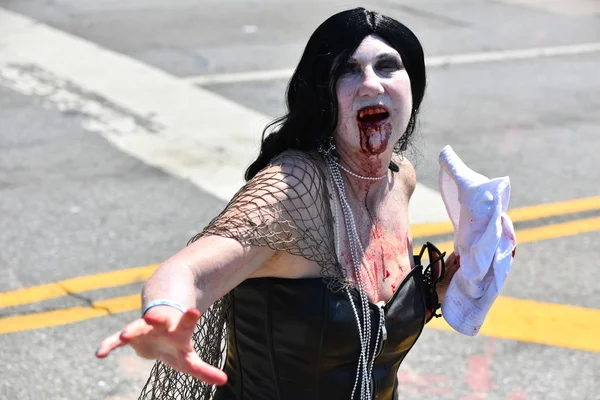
438,145,517,336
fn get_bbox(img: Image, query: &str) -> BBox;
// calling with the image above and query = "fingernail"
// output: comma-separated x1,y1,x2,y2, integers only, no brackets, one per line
95,347,101,356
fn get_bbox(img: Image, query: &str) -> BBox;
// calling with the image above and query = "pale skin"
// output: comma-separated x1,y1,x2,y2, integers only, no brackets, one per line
96,34,460,385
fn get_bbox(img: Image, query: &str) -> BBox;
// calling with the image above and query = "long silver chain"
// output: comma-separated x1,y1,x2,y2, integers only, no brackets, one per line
325,154,384,400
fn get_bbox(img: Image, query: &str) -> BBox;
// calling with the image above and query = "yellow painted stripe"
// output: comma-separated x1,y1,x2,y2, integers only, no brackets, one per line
0,306,107,334
0,214,599,352
422,215,600,257
508,195,600,223
0,295,140,334
94,294,142,314
411,195,600,238
2,292,599,354
2,197,598,310
427,297,600,353
0,265,157,308
516,216,600,243
410,220,454,238
2,217,600,310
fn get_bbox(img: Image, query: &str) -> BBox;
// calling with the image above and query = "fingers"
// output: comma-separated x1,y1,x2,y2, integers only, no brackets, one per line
96,331,127,358
119,318,154,341
98,308,197,357
451,253,460,266
183,352,228,385
96,319,153,358
176,309,201,332
440,252,460,287
448,252,460,271
96,308,225,387
143,308,200,337
143,306,188,331
443,253,459,268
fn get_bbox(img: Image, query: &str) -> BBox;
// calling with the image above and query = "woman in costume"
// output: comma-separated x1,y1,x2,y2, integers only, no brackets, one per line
97,8,461,400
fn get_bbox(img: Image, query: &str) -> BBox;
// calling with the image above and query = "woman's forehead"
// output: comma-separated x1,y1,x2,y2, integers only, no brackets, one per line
349,35,400,61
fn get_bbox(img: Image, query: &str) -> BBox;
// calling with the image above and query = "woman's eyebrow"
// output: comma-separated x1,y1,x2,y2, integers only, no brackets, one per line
347,52,402,63
375,52,402,61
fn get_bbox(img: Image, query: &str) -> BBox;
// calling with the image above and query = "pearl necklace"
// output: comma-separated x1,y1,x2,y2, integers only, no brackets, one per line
334,161,388,181
325,154,385,400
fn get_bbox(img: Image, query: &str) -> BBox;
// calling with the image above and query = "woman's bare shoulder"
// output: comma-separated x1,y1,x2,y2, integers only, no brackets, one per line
392,154,417,198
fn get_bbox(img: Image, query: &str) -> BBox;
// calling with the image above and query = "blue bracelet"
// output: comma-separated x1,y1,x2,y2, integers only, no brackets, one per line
142,299,187,316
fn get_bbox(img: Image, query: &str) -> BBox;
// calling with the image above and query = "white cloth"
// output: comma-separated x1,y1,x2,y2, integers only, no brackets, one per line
438,145,517,336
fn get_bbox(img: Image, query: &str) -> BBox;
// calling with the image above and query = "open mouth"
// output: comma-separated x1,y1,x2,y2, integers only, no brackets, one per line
357,106,390,125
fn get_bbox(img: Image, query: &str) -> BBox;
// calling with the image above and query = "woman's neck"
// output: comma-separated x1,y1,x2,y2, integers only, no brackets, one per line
335,141,392,175
334,154,391,209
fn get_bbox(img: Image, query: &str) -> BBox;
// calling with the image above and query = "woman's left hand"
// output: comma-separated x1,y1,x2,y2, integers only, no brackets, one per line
437,252,460,304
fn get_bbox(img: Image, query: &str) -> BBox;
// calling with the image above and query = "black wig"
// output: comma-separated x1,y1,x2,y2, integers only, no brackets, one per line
245,8,426,180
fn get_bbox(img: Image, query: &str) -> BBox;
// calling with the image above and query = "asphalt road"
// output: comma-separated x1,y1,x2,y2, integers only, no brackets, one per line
0,1,599,399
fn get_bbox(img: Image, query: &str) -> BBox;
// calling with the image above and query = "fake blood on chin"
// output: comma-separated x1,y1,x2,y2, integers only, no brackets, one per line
358,121,392,156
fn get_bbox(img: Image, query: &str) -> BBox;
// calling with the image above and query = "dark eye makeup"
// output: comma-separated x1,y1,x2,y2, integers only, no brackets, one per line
376,58,403,71
340,62,361,74
340,54,403,76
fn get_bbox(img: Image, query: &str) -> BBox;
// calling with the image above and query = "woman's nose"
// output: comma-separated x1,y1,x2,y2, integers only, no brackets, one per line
358,67,384,97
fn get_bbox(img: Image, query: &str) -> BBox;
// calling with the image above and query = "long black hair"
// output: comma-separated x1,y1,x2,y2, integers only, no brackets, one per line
245,8,427,181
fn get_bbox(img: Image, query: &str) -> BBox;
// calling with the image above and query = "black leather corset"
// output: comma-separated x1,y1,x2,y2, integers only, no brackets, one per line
213,265,428,400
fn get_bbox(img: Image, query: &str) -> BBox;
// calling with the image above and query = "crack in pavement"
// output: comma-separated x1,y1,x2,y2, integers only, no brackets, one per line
0,284,113,318
58,283,113,315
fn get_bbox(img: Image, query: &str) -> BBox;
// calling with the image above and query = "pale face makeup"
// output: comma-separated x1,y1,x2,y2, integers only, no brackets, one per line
334,35,413,176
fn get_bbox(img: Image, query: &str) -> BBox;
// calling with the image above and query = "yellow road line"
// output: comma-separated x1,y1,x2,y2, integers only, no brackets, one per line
2,292,599,354
0,215,598,353
515,216,600,242
0,295,141,334
411,195,600,238
0,265,157,308
1,216,599,312
2,216,600,311
425,215,600,257
427,297,600,353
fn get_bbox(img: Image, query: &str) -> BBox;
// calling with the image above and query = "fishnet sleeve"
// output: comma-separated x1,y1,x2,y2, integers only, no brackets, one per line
192,152,341,275
138,152,346,400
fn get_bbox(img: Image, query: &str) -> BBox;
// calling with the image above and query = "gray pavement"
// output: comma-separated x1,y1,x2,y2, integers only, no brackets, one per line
0,1,599,399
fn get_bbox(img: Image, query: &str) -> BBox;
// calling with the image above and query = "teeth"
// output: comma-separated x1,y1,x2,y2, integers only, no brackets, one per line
358,106,388,119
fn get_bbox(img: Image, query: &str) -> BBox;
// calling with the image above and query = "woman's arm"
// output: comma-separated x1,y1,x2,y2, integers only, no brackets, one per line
142,234,276,315
96,154,326,382
96,236,275,384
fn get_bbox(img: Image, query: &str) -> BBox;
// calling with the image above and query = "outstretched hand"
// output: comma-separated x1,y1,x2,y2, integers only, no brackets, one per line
95,307,227,385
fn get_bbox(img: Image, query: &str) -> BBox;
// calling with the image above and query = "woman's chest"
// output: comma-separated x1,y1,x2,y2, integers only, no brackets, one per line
336,205,414,304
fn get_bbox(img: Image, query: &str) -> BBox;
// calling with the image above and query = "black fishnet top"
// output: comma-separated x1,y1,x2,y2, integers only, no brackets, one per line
138,151,436,400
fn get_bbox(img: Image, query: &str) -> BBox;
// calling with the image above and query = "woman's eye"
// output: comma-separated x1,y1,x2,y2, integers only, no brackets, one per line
340,63,360,74
377,60,402,71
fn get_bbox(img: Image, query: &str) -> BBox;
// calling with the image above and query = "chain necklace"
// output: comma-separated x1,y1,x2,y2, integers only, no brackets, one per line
325,154,385,400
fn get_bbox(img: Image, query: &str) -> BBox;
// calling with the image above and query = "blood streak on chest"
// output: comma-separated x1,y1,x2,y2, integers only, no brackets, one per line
364,224,409,287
